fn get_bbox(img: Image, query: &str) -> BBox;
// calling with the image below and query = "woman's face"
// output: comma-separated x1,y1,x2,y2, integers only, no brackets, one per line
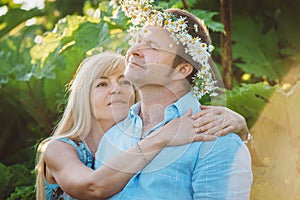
91,70,135,131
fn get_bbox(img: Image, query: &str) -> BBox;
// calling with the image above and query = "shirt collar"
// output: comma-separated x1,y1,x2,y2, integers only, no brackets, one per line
129,101,141,118
165,92,201,117
127,92,200,122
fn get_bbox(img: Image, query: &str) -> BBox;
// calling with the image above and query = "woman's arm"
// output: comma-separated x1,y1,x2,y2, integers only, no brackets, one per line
190,105,249,140
44,109,215,200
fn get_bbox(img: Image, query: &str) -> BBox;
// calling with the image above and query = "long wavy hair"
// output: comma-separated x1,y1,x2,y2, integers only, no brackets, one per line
35,52,126,200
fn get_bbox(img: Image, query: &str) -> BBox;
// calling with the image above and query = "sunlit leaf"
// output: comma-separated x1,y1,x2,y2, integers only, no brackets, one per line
99,1,113,18
71,21,110,53
190,9,225,33
43,47,83,111
110,6,128,27
0,8,42,38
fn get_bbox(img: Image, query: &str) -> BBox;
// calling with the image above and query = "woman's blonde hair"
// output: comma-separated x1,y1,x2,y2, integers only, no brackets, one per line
35,52,126,200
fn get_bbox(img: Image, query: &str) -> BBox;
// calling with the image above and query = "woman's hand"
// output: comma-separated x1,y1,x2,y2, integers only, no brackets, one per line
190,105,249,140
155,108,217,147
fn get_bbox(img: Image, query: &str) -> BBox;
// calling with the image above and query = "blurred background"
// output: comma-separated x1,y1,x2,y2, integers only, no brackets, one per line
0,0,299,199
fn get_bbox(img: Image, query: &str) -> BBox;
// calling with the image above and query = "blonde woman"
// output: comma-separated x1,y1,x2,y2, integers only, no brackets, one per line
36,52,249,200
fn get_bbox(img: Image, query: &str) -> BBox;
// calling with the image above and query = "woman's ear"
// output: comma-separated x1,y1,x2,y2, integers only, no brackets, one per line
173,63,194,80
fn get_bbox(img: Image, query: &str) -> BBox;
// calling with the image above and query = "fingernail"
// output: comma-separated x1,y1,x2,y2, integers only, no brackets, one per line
215,132,222,136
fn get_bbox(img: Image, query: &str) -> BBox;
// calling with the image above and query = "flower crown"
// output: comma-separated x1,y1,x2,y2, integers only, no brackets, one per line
120,0,218,99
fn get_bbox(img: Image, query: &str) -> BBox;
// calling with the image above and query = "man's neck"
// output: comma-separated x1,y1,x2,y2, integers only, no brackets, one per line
138,85,188,135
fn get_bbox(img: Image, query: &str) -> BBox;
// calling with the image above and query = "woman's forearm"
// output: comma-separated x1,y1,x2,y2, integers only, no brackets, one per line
88,129,168,199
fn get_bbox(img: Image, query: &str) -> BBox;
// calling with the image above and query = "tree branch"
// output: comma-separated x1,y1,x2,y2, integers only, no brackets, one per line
220,0,233,89
181,0,189,10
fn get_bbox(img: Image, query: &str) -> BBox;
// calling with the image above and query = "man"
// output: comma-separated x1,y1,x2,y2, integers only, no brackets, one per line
95,2,252,199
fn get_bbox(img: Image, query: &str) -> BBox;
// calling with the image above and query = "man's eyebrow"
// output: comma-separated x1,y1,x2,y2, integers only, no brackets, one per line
143,37,158,45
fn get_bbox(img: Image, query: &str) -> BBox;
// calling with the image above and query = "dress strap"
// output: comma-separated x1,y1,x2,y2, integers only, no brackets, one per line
57,137,94,169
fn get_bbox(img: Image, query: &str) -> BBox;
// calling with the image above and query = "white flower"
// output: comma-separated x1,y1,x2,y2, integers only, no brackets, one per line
194,24,198,32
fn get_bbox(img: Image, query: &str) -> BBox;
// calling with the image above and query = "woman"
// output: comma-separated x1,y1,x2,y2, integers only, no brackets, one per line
36,52,249,200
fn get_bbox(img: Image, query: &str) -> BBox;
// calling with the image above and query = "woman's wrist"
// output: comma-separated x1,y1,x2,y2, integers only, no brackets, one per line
136,129,169,165
240,127,249,141
237,115,249,141
146,126,170,148
136,142,151,164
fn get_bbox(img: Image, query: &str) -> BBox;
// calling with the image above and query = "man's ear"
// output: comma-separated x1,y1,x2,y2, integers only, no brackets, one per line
173,63,194,80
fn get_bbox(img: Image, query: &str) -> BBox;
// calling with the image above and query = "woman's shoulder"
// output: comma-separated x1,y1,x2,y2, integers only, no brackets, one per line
46,137,75,149
45,137,85,155
46,137,83,149
45,137,94,167
44,138,79,162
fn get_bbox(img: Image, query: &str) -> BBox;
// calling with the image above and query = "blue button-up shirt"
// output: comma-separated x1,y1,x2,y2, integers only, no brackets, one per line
95,92,253,199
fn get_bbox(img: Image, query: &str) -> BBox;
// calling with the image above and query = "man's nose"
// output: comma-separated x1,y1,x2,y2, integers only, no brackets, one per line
126,43,145,60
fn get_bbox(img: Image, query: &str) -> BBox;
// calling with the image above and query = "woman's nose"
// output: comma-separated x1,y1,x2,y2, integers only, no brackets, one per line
109,82,121,94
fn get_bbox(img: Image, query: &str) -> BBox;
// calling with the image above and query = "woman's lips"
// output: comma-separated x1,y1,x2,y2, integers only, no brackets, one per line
107,100,126,106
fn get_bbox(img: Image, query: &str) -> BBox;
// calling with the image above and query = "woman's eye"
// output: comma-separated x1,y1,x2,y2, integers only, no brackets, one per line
96,82,107,87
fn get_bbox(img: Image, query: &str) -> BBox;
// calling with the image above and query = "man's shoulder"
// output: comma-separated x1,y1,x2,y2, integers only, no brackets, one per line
197,133,246,159
172,92,200,116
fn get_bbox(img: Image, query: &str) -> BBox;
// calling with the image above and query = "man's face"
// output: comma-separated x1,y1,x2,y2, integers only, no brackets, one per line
125,26,179,88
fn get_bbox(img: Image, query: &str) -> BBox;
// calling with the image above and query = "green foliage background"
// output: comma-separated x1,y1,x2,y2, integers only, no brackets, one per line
0,0,299,199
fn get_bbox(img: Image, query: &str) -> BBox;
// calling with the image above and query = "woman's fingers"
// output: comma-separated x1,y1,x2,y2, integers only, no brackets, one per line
195,123,225,135
193,118,241,137
191,106,217,119
214,126,234,136
190,111,206,119
193,115,224,130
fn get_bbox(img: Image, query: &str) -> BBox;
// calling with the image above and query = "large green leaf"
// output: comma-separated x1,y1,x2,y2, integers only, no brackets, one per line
43,47,83,112
0,8,43,38
72,21,111,53
190,9,225,33
232,15,290,80
30,15,86,67
99,1,113,18
0,24,44,86
214,83,276,127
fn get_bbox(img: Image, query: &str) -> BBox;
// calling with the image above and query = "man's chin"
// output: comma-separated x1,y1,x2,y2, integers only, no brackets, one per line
124,70,145,84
